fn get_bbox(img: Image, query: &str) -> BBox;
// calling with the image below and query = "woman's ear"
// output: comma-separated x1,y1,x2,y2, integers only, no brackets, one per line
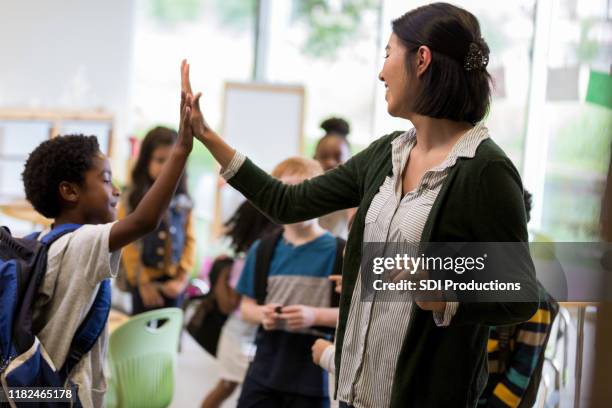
415,45,432,77
59,181,80,204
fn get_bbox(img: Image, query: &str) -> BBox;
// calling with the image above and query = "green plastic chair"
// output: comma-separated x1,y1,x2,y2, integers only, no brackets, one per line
106,308,183,408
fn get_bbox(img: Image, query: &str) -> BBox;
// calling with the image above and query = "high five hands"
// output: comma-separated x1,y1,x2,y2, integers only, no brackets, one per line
180,60,211,143
180,59,236,167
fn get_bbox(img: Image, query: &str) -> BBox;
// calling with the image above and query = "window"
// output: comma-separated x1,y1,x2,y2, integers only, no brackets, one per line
532,0,611,241
264,0,382,151
130,0,257,249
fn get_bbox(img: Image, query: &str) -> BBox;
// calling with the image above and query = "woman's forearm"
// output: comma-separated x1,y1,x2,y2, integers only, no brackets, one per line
199,131,236,170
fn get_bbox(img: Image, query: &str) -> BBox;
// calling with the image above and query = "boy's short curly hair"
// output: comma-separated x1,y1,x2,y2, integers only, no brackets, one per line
22,134,101,218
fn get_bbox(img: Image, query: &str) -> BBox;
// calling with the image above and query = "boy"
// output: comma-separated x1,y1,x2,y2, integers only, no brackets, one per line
235,157,341,408
21,86,195,407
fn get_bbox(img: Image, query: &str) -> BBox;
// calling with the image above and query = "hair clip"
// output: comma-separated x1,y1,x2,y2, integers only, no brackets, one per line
464,42,489,71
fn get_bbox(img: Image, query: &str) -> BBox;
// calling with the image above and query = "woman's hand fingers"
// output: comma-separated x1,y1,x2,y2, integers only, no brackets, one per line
180,59,190,94
193,91,202,110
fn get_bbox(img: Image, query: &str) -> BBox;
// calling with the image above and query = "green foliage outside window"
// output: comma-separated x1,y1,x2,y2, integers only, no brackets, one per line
293,0,380,59
149,0,203,25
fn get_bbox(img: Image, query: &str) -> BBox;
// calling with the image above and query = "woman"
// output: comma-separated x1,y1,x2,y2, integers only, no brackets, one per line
182,3,537,407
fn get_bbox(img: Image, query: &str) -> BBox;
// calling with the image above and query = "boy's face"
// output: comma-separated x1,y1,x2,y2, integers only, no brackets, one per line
279,173,318,230
78,153,120,224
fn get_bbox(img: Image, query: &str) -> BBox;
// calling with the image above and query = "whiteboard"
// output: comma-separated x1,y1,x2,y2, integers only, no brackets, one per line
214,82,305,235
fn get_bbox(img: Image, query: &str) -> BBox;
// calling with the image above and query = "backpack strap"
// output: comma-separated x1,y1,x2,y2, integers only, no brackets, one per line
10,224,82,354
27,222,106,379
254,229,284,305
61,279,111,377
330,237,346,308
39,223,81,246
23,231,40,241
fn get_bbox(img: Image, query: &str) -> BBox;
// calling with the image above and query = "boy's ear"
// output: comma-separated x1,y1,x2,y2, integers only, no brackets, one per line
58,181,80,204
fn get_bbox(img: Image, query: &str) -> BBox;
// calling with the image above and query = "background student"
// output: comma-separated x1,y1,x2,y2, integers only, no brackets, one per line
315,117,353,239
234,157,341,408
201,201,277,408
119,126,196,314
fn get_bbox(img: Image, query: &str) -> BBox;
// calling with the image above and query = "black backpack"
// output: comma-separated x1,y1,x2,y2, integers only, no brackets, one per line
186,257,234,357
1,224,110,407
253,229,345,307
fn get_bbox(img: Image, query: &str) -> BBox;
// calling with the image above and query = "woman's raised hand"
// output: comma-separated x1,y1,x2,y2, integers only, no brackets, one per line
179,59,236,168
181,59,214,143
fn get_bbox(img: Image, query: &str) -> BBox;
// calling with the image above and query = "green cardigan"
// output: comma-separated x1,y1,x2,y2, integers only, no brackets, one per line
228,131,538,407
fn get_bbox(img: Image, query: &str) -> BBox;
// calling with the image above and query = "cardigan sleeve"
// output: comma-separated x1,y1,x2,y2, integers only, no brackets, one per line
452,158,539,326
226,143,376,224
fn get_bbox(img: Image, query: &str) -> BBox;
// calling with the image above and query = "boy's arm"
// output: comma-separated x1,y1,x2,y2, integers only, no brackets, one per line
314,307,340,327
109,91,193,252
239,296,264,325
281,305,339,329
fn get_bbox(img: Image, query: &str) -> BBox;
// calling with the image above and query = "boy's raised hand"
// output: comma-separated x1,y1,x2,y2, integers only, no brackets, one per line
177,90,194,153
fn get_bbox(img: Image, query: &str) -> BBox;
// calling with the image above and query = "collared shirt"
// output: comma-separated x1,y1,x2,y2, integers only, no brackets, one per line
222,124,490,407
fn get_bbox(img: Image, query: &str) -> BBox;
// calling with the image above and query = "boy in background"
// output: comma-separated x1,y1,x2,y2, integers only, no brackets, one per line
235,157,341,408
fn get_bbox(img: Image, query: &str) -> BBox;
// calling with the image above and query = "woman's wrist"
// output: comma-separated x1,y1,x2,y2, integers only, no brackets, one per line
198,131,236,169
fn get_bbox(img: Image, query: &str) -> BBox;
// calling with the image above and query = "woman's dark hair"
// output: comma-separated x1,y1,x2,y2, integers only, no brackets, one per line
392,2,491,124
128,126,189,211
224,201,277,254
320,117,350,138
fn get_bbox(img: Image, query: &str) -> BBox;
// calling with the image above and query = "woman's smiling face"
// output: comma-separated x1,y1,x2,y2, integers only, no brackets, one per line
379,33,413,119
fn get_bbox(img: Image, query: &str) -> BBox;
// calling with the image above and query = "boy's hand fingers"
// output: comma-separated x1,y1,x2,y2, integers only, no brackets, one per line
279,305,301,313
